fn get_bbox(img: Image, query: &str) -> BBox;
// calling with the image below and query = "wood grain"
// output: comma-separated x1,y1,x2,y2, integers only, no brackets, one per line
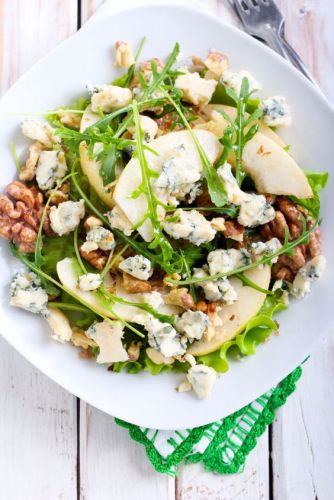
0,2,78,499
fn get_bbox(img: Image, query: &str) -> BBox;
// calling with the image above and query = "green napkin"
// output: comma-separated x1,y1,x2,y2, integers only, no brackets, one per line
115,366,302,476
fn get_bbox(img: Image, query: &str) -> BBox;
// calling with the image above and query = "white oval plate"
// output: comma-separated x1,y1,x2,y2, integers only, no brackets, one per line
0,2,333,430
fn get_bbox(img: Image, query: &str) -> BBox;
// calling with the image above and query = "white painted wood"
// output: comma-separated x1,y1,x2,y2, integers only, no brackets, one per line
0,338,78,500
272,337,334,500
0,2,78,499
176,431,269,500
79,404,175,500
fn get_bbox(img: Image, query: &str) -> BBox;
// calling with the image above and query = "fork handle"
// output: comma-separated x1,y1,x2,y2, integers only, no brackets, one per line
279,36,317,84
260,28,288,59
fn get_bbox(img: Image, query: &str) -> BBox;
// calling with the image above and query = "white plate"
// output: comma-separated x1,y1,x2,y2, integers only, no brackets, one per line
0,2,333,430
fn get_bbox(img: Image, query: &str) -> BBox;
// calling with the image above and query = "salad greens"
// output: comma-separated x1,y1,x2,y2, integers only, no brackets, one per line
3,38,328,400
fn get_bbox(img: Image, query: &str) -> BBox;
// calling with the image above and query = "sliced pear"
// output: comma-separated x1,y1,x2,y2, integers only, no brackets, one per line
79,105,115,209
113,130,221,242
202,104,286,148
56,258,179,322
242,133,313,198
202,104,312,198
188,265,271,356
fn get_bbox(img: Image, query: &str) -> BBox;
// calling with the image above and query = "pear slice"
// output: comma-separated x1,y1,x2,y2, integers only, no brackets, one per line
201,104,312,199
188,265,271,356
113,129,221,242
242,133,313,198
79,105,115,208
201,104,286,147
56,258,179,322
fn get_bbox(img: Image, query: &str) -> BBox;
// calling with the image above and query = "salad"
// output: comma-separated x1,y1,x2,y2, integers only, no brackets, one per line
1,39,328,400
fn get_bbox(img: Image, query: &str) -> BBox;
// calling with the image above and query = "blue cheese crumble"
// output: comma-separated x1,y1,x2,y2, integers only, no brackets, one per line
186,364,216,399
175,310,210,341
290,255,326,299
50,199,85,236
87,83,132,113
21,119,60,148
118,255,153,281
163,209,216,246
10,271,48,314
221,69,261,95
154,144,202,205
193,266,238,304
106,205,134,236
36,150,67,191
86,227,115,252
207,248,251,276
144,317,187,358
175,72,217,107
78,273,102,292
262,95,291,127
250,238,282,263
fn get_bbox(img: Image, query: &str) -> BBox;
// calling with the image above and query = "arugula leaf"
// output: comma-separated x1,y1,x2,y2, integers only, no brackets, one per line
219,78,262,186
211,82,260,113
47,97,89,128
166,94,228,207
290,170,329,218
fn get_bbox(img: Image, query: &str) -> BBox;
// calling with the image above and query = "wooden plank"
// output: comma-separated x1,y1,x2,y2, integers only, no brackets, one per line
0,1,78,499
0,338,78,500
176,431,269,500
272,338,334,500
80,0,105,25
79,405,175,500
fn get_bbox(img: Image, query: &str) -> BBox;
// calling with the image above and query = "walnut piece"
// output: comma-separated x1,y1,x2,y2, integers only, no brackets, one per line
223,220,244,242
127,341,142,362
164,287,195,309
121,272,152,293
19,142,43,182
80,246,108,270
0,181,52,252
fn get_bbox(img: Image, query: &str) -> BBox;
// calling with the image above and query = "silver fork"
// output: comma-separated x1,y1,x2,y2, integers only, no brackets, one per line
232,0,316,83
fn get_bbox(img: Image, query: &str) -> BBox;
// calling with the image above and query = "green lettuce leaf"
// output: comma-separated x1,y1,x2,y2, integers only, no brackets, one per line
291,170,328,219
197,293,287,373
41,235,76,276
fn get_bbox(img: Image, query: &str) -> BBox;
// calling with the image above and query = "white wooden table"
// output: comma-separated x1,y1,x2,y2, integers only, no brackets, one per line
0,1,333,498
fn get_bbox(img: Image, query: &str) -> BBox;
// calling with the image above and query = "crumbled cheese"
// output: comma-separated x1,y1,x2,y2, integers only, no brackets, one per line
50,199,85,236
163,209,216,246
193,266,238,304
207,248,251,276
217,162,249,204
78,273,102,292
290,255,326,299
187,364,216,399
154,144,202,205
118,255,153,281
221,69,261,95
88,84,132,113
238,194,275,227
128,115,158,142
10,271,48,314
43,307,72,343
21,119,60,148
217,163,275,227
86,320,128,363
250,238,282,263
114,40,134,69
204,51,229,80
175,310,210,341
175,72,217,106
106,205,134,236
86,227,115,251
36,150,67,191
144,317,187,358
262,95,291,127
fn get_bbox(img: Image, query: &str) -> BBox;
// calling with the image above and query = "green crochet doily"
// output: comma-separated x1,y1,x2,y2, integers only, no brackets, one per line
115,366,302,476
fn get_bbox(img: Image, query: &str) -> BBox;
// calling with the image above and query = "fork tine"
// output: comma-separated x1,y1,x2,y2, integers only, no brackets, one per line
232,0,250,17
